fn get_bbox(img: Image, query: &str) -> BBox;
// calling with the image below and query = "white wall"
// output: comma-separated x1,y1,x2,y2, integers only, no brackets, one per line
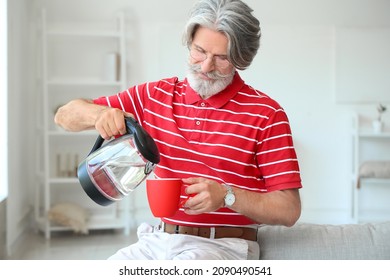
6,0,390,251
0,199,5,259
1,0,8,259
6,0,37,256
1,0,8,203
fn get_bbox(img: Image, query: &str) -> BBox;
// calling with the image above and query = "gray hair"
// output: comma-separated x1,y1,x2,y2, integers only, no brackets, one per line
183,0,261,70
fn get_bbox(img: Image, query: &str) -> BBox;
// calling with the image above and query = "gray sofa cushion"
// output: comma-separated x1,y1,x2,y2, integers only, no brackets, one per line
257,222,390,260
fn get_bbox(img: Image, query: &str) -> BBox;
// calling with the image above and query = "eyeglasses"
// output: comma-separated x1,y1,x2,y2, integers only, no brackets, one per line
189,46,231,69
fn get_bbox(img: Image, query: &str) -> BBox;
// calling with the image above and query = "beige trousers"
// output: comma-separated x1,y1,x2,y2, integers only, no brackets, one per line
108,223,260,260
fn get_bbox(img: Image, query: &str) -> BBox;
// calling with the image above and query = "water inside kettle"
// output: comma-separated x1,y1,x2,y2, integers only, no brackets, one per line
103,158,147,194
87,138,152,199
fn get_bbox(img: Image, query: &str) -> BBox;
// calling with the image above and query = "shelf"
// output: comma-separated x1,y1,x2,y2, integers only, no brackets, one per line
352,114,390,224
356,215,390,224
359,178,390,185
87,215,128,230
48,130,98,136
358,131,390,138
36,216,127,233
49,177,79,184
36,9,130,239
47,29,121,38
47,79,122,87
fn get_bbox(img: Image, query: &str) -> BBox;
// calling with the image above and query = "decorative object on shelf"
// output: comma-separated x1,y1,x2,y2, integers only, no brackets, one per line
56,152,79,177
357,161,390,188
372,103,387,133
48,202,89,234
103,52,120,81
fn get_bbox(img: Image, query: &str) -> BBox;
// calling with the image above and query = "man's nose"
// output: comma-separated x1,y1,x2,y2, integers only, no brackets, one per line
200,56,215,73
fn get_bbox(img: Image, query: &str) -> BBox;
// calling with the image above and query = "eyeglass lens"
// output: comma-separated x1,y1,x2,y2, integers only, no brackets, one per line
190,48,230,69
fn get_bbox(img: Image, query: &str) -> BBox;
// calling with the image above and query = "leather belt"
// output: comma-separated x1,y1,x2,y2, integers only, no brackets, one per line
161,223,258,241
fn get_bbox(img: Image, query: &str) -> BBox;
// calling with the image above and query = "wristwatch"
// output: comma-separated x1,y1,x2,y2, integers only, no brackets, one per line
223,184,236,207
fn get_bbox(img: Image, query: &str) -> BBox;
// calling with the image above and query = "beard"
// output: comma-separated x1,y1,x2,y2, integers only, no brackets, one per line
186,63,235,99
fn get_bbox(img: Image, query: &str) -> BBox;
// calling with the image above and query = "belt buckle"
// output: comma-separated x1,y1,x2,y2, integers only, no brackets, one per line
209,227,216,239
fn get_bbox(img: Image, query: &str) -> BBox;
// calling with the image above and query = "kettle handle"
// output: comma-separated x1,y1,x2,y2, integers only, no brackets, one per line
88,135,105,156
86,117,160,165
87,117,136,156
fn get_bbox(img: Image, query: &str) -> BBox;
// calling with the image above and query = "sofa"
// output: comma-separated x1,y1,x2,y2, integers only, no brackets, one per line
256,222,390,259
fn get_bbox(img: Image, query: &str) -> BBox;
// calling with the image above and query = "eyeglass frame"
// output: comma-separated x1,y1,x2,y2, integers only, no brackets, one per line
188,45,231,69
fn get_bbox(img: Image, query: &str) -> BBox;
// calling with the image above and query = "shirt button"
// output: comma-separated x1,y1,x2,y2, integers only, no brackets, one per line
200,102,206,107
196,121,201,125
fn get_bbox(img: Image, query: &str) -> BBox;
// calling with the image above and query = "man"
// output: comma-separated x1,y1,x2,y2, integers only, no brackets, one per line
55,0,302,260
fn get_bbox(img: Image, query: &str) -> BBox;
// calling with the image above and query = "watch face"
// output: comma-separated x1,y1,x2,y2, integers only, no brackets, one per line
225,193,235,206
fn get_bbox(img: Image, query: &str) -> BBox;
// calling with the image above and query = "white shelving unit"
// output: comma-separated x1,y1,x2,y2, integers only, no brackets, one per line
352,114,390,223
35,9,130,238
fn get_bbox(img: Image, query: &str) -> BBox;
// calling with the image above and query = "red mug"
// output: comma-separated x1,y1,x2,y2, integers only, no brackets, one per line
146,178,182,217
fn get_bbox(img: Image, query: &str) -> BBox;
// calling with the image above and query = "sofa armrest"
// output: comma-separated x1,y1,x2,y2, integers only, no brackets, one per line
257,222,390,260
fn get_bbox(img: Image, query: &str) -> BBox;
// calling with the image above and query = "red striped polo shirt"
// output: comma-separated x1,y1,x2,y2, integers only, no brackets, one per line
94,72,302,227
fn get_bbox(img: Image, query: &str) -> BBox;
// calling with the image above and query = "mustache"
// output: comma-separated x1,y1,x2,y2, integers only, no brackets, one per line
188,63,234,79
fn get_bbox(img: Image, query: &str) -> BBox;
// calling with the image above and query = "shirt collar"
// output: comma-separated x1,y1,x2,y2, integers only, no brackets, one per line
184,72,244,109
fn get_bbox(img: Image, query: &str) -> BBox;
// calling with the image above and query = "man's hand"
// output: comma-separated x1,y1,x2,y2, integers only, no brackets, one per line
94,107,133,139
54,98,134,139
182,177,226,215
